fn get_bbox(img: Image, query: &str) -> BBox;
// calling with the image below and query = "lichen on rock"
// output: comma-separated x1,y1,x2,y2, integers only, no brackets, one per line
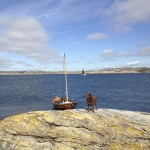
0,109,150,150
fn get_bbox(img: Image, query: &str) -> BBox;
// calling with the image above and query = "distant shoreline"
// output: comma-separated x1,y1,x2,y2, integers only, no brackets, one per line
0,67,150,75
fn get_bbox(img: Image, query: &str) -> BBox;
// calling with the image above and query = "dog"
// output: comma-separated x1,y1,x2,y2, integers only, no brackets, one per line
86,93,97,112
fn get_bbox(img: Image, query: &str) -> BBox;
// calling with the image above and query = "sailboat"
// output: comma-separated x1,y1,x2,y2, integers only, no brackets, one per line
52,54,77,110
82,69,86,75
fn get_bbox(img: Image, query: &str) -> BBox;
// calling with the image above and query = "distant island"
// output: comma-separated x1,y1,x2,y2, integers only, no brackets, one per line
0,67,150,75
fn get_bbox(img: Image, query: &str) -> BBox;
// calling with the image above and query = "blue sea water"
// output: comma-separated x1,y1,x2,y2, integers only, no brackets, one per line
0,74,150,119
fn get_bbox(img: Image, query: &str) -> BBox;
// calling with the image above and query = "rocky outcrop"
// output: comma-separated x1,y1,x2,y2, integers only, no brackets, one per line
0,109,150,150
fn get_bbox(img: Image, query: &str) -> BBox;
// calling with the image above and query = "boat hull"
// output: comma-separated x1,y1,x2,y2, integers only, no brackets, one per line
52,100,77,110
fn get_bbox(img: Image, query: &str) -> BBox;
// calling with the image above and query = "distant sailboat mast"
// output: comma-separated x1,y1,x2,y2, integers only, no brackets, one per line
82,69,84,74
82,69,86,75
64,54,68,101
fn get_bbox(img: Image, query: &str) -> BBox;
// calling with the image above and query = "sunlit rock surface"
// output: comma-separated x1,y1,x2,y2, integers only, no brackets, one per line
0,109,150,150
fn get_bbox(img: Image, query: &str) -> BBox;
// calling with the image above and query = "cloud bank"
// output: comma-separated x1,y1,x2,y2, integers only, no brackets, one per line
101,47,150,59
106,0,150,32
0,16,62,64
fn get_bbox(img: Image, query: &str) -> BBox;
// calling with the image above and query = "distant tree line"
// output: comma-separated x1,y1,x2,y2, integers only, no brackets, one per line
137,68,150,73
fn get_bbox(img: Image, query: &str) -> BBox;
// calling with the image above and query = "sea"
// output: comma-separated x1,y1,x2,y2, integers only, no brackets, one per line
0,73,150,120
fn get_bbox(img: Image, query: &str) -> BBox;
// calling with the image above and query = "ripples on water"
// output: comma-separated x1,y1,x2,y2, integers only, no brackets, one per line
0,74,150,119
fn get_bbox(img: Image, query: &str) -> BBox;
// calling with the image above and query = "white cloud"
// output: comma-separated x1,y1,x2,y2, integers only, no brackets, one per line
0,57,12,69
87,33,109,40
138,47,150,56
15,61,33,67
99,47,150,66
0,17,47,52
106,0,150,32
0,17,62,63
125,60,140,66
0,16,13,26
101,49,116,58
101,47,150,60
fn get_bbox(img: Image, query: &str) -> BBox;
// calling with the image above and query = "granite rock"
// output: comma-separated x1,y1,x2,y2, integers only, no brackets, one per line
0,109,150,150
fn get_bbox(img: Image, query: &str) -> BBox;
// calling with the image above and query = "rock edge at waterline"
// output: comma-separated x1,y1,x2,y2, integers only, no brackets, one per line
0,109,150,150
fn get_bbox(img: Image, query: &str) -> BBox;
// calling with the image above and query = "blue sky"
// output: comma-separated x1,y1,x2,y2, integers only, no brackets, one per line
0,0,150,71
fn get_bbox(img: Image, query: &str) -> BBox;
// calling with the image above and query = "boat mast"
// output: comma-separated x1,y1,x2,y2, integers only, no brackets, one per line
64,54,68,101
82,69,84,74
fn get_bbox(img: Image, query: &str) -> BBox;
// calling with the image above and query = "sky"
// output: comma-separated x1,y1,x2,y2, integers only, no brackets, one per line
0,0,150,71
